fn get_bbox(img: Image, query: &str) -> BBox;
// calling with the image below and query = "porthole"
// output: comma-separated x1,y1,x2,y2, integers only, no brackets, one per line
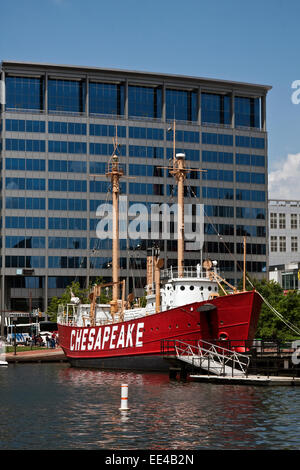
219,332,229,341
190,285,194,291
180,286,185,291
187,323,191,327
200,286,203,291
208,286,212,291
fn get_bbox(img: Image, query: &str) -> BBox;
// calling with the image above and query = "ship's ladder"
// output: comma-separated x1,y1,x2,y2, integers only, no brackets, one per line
174,339,250,377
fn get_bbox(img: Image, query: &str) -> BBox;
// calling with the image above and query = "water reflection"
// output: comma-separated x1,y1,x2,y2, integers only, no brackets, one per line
0,364,299,450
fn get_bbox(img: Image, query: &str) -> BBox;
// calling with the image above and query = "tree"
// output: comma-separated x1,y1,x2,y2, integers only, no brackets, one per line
242,277,300,341
47,278,110,322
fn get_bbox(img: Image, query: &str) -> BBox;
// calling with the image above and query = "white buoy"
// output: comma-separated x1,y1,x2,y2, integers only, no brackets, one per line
0,339,8,367
119,383,129,411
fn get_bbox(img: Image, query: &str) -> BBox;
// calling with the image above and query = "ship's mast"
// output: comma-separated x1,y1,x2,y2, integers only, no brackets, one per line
169,119,186,278
106,134,124,318
168,119,206,278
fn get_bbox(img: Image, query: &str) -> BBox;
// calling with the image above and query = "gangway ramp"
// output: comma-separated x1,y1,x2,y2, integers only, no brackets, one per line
174,339,250,377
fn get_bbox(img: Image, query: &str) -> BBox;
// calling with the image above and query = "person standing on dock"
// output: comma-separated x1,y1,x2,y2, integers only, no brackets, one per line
51,332,56,349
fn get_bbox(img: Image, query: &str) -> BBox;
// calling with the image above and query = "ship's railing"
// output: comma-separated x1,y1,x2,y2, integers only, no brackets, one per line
161,265,219,280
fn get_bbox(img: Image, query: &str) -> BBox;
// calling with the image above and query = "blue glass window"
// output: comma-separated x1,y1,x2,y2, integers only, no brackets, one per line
5,76,44,111
6,158,45,171
204,205,234,218
89,257,126,269
6,119,45,133
166,129,199,143
5,217,45,229
48,121,86,135
235,136,265,149
203,169,233,182
48,256,87,269
5,256,45,268
6,139,45,152
48,179,87,192
202,151,233,164
6,236,45,249
5,178,45,191
235,97,260,128
48,79,85,113
205,223,234,236
6,197,45,210
129,182,164,195
236,242,266,255
89,162,106,174
48,198,87,211
128,127,164,140
236,189,266,201
202,187,234,200
48,140,86,154
89,143,126,156
89,181,126,193
202,133,233,146
236,207,266,220
128,85,162,119
89,82,124,116
48,160,86,173
166,89,197,121
90,200,106,212
90,124,126,138
201,93,231,125
48,218,87,230
236,171,265,184
129,164,164,177
236,153,265,167
48,237,87,250
236,225,266,238
129,145,164,159
167,185,200,197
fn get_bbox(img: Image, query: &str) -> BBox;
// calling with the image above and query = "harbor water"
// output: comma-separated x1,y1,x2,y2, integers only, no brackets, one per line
0,363,299,450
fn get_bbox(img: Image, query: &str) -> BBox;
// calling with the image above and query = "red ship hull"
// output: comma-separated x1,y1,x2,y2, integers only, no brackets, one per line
58,290,262,371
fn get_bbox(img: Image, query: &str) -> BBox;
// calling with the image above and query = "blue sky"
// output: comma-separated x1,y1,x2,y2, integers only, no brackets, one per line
1,0,300,198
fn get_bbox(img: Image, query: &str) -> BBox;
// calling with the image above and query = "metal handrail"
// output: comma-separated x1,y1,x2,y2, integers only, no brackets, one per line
174,339,250,376
161,265,219,280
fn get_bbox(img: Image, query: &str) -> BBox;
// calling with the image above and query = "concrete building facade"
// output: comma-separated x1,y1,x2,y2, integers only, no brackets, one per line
269,199,300,290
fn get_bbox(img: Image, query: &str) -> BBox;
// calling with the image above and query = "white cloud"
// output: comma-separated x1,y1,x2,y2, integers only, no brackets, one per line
269,153,300,200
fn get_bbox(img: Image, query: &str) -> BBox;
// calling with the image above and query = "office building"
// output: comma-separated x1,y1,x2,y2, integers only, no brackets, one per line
0,61,271,317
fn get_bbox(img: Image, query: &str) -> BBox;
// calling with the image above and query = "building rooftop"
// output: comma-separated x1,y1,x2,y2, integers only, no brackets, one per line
1,60,272,94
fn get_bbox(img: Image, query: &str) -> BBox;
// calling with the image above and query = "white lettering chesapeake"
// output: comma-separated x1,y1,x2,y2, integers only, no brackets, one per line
136,323,144,347
81,328,89,351
87,328,96,350
94,328,102,350
70,330,76,351
75,330,82,351
110,325,119,349
125,324,135,348
116,325,125,348
102,326,111,349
